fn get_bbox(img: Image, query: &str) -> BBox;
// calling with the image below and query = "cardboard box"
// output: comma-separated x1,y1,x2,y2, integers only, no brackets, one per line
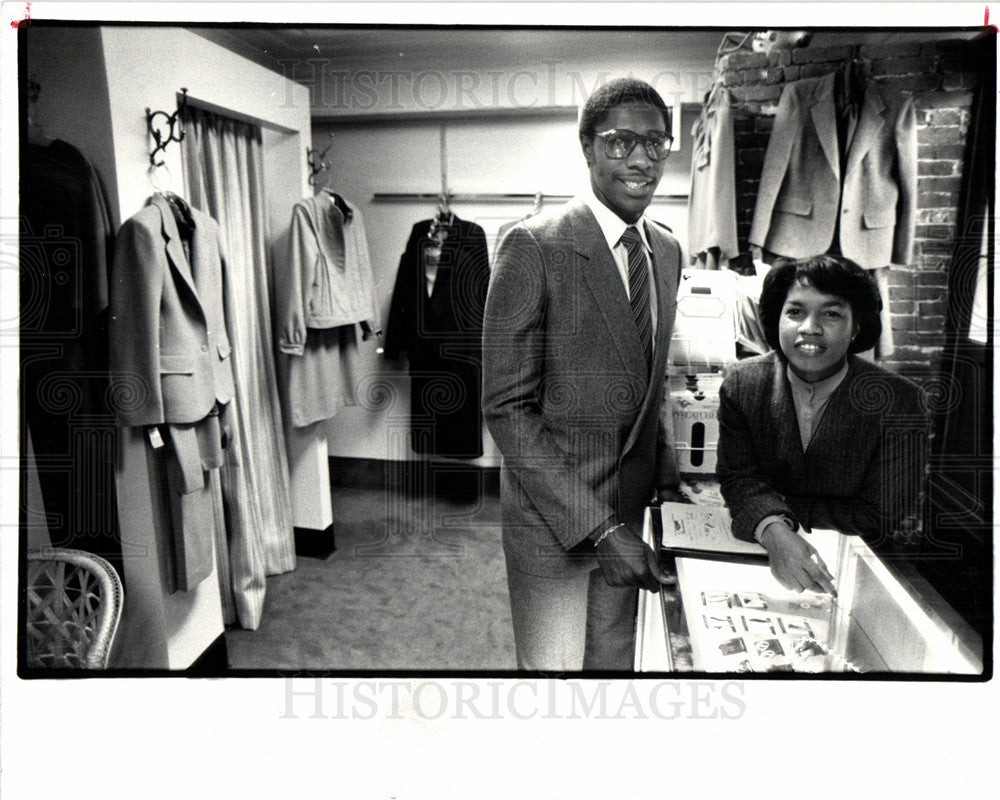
668,373,722,473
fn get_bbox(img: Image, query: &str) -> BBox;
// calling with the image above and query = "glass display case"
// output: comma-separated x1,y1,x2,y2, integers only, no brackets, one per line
635,506,984,675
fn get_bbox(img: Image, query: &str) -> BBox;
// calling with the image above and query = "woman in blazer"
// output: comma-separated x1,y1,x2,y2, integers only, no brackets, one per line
716,255,929,594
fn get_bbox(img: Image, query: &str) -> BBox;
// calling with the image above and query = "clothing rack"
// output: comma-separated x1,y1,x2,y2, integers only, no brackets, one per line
371,192,689,204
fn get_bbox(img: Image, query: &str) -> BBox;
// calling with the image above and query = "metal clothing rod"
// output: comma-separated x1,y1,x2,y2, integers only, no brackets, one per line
371,192,689,204
373,192,570,204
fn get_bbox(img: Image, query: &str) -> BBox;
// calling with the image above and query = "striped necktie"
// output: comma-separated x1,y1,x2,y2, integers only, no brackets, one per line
619,225,653,370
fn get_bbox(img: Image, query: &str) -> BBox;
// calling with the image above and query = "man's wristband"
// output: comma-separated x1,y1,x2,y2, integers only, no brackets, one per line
594,522,625,547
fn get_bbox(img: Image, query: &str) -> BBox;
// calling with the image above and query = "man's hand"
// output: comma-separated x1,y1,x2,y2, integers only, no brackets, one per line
759,523,837,596
594,524,673,593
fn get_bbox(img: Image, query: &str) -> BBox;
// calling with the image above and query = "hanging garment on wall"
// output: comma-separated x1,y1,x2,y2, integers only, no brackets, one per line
749,67,917,269
20,139,122,574
276,193,380,428
688,86,739,269
384,215,490,458
110,193,236,592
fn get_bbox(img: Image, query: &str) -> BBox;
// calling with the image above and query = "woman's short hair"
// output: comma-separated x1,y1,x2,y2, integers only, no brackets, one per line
578,77,672,141
758,254,883,354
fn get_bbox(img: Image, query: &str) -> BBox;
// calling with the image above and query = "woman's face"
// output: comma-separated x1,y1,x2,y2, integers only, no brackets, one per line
778,279,860,382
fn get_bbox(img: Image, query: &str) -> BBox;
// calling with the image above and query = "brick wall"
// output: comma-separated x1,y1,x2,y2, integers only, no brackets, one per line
718,39,982,380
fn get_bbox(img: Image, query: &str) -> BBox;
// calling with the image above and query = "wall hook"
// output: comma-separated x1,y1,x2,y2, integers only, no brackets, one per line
146,87,188,167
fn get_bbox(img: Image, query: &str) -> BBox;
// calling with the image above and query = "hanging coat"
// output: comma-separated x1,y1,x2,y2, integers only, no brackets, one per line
749,70,917,268
20,139,121,569
275,194,379,427
688,86,739,268
383,216,490,458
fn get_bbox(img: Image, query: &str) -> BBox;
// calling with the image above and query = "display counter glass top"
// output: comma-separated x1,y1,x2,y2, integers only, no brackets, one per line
636,507,984,675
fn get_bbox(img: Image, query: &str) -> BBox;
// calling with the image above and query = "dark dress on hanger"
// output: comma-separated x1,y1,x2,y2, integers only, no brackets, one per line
384,215,490,458
19,139,123,576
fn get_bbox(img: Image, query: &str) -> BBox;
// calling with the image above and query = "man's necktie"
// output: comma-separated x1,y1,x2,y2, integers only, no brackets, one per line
620,225,653,371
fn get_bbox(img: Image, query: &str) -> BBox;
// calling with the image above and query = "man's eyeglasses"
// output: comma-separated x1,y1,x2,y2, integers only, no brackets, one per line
595,129,673,162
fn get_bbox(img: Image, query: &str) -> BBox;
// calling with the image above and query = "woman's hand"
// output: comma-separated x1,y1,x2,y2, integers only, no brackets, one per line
759,523,837,596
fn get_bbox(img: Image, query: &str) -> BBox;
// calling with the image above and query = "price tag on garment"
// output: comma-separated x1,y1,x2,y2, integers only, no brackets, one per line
147,426,165,449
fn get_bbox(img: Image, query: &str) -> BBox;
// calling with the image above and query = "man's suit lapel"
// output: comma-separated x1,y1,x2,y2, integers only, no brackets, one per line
572,201,648,381
150,193,200,303
646,222,675,372
809,73,841,179
845,80,887,178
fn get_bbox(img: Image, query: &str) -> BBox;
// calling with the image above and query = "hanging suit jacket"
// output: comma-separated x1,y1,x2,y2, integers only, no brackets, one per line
276,194,380,356
689,87,739,266
482,199,681,578
716,351,929,546
110,193,235,427
749,72,917,268
384,215,490,458
110,194,235,592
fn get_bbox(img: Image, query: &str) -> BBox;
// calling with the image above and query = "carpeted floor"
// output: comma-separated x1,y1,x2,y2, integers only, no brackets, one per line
226,484,517,671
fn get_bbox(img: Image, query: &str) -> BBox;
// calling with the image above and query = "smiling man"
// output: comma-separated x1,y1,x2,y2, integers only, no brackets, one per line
482,78,683,671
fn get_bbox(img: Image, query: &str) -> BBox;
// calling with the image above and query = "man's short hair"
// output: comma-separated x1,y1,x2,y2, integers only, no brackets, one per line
578,77,672,141
758,254,883,354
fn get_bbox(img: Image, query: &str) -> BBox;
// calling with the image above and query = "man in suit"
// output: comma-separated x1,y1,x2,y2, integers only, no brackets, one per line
483,78,683,671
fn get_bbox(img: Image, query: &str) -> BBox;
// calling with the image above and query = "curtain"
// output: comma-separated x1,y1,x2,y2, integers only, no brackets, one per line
181,104,296,630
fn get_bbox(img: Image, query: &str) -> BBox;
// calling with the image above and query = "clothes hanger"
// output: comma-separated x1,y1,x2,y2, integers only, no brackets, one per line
529,191,543,217
146,162,195,229
321,186,353,220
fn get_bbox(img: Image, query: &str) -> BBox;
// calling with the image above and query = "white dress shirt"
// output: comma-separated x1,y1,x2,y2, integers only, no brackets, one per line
580,185,659,334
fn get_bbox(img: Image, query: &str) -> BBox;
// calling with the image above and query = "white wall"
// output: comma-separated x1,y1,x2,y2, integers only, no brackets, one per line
100,26,311,223
315,108,696,464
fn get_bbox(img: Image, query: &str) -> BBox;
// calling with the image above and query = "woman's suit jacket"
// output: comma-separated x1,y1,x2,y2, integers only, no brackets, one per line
110,193,235,428
717,351,929,546
482,199,681,578
276,194,380,356
749,72,917,268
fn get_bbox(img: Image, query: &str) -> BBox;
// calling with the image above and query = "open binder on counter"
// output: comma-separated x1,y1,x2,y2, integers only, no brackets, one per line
655,501,768,564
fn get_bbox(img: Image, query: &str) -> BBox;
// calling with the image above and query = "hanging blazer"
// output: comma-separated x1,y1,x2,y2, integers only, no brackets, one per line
749,72,917,268
482,199,681,578
688,86,739,264
277,195,379,355
110,194,235,427
716,351,929,545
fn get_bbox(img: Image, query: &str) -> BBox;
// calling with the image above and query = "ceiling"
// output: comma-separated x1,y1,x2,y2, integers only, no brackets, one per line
189,25,982,96
191,26,727,76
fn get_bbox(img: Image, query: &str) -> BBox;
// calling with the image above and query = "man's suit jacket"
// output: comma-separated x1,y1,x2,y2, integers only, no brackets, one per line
749,72,917,268
717,352,929,546
483,199,681,578
110,193,235,427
